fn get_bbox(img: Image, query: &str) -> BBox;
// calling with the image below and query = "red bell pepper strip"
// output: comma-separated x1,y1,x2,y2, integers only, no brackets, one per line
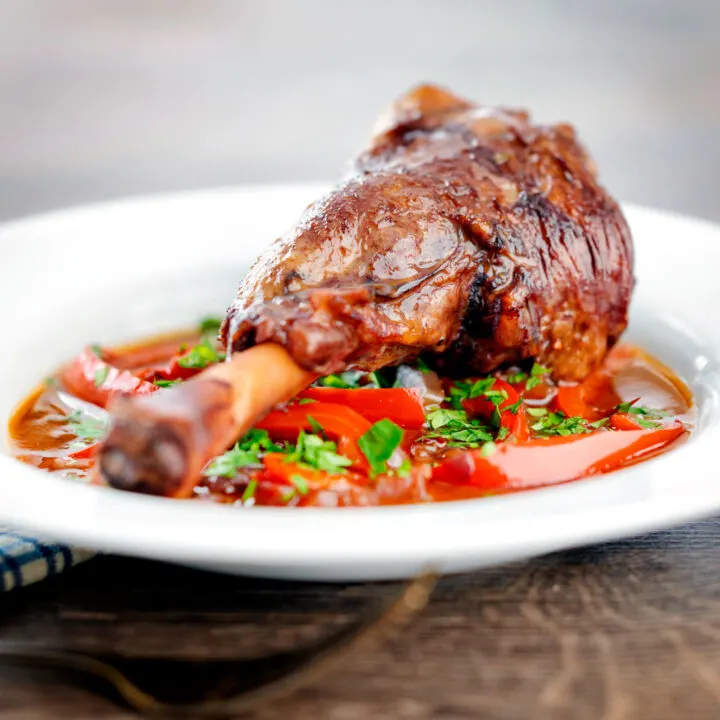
554,385,596,421
67,443,99,460
512,405,530,443
298,388,425,428
609,413,644,431
554,375,622,422
256,402,373,468
431,423,686,491
463,379,525,437
62,348,158,409
263,453,330,487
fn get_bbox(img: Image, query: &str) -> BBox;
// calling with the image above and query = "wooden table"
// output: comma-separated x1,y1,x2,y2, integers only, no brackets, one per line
1,1,720,718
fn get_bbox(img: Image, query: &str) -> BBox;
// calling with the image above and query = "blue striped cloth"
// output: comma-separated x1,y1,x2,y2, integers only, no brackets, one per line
0,528,93,592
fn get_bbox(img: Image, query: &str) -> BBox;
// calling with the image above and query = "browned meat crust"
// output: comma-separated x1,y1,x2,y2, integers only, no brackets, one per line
222,84,633,381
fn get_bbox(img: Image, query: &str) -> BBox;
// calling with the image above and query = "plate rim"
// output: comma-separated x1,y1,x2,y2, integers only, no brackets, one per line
2,183,719,579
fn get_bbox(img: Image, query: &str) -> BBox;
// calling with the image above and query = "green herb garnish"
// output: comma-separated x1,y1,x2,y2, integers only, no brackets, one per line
290,474,309,495
67,412,108,444
241,479,258,502
525,363,550,390
506,399,522,414
530,411,591,437
615,400,667,429
204,429,283,477
285,431,353,474
199,316,223,336
358,419,404,477
526,407,548,417
281,488,297,503
153,378,182,388
93,366,109,387
480,441,497,457
317,371,365,389
177,337,226,370
306,415,325,436
369,368,396,388
425,408,494,448
631,417,662,429
396,457,413,478
297,398,317,405
506,370,527,384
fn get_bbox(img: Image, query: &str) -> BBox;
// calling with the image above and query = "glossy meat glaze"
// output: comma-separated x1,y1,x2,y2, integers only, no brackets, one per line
222,84,634,381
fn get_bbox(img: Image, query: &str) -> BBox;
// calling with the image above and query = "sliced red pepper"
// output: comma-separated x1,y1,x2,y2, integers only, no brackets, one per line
67,443,99,460
431,423,686,491
462,379,526,438
554,372,622,422
256,402,372,468
512,405,530,443
62,348,158,408
609,413,644,431
263,453,331,488
298,388,425,428
145,357,204,383
463,378,519,417
554,385,599,421
103,336,194,372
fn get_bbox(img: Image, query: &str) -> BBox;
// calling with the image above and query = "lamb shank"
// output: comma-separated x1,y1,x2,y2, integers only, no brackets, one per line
99,84,634,497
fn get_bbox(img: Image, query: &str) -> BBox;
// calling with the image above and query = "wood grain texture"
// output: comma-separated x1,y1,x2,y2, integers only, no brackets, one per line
2,523,720,719
1,1,720,718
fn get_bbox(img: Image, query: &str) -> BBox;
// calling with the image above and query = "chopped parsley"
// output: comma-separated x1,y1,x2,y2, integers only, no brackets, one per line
67,412,108,445
297,398,317,405
357,419,404,476
449,377,495,406
414,356,432,374
529,410,592,437
630,416,662,429
396,457,413,477
281,488,298,503
316,368,397,389
93,365,109,387
480,441,497,457
199,316,223,336
525,363,550,391
241,479,258,503
369,368,396,388
177,337,226,370
306,415,325,436
506,399,522,414
447,377,509,427
426,407,494,448
285,431,353,474
153,378,182,388
615,400,666,429
506,370,527,385
290,474,309,495
203,429,283,477
317,371,365,389
526,407,548,417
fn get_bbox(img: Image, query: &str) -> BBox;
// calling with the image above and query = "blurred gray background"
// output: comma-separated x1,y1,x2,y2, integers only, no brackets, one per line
0,0,718,222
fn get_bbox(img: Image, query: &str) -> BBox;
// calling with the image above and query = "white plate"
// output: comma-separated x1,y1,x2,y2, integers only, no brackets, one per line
1,183,720,582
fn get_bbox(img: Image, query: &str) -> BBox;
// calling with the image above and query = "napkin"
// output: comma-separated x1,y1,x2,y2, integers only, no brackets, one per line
0,528,93,592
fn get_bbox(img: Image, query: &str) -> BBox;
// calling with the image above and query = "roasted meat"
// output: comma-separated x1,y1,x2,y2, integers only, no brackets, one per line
98,83,634,496
222,84,633,381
